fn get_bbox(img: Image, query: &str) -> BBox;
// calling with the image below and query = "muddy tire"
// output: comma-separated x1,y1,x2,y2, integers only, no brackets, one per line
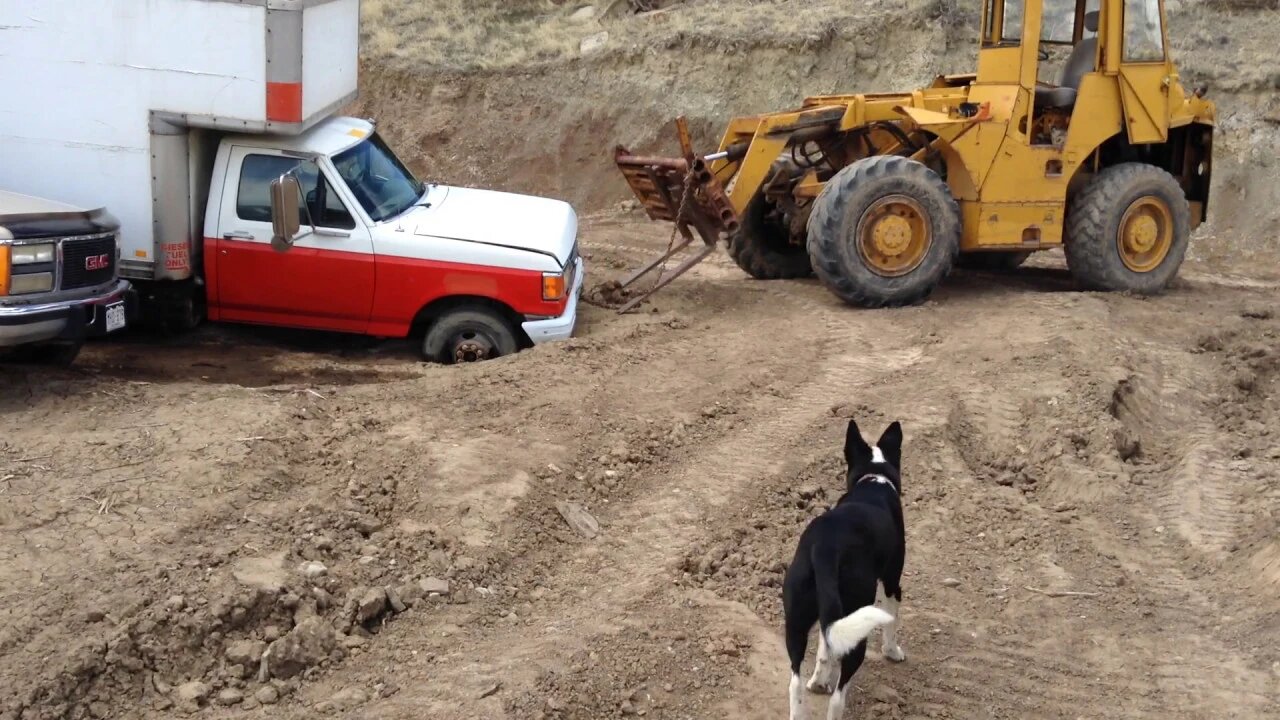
958,251,1032,271
806,155,961,308
1064,163,1190,294
422,307,518,364
726,162,813,280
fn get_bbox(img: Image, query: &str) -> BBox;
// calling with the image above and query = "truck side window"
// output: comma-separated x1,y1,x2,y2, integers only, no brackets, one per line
237,155,356,230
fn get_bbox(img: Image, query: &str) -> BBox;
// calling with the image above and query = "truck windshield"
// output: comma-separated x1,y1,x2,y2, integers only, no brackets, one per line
332,133,424,222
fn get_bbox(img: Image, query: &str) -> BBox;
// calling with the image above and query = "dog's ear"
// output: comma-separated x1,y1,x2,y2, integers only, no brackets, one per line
844,419,872,467
876,421,903,469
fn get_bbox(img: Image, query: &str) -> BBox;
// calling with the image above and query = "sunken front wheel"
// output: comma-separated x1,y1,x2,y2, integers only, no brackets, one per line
1064,163,1190,294
422,307,518,364
807,155,961,307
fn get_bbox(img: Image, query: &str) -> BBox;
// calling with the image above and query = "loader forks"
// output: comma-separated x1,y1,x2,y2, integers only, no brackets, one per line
611,118,739,312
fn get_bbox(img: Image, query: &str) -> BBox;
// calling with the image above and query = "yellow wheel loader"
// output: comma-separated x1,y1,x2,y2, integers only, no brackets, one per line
611,0,1215,312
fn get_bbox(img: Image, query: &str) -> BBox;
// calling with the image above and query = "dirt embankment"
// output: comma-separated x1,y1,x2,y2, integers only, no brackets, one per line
353,0,1280,264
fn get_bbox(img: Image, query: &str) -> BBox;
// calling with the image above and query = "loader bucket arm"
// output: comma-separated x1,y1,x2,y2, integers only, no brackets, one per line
609,117,742,313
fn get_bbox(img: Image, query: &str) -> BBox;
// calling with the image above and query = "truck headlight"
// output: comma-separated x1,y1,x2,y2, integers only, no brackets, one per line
9,272,54,294
542,271,567,301
11,243,54,265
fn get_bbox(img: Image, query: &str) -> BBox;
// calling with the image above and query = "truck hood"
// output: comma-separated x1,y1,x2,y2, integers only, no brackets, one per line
404,185,577,267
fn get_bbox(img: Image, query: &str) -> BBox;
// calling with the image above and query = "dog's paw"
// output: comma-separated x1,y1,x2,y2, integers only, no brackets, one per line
806,676,835,695
882,644,906,663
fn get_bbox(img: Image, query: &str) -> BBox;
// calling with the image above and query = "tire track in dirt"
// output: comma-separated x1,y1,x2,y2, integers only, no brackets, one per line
1052,339,1273,715
587,233,1280,718
334,233,929,716
1110,350,1244,559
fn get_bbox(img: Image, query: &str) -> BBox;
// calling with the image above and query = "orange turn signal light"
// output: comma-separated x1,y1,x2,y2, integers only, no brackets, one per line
0,247,10,297
542,272,566,301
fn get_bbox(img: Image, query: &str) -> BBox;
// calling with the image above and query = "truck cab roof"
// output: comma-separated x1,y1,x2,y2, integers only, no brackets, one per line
224,116,375,159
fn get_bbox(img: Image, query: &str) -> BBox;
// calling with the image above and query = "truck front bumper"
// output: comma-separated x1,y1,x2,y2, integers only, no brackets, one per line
522,256,584,345
0,280,136,348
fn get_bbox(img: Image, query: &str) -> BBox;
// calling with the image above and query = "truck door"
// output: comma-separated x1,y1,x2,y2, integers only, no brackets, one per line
213,147,375,332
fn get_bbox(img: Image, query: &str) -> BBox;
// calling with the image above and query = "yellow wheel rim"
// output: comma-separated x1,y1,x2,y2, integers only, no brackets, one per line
857,195,931,277
1117,196,1173,273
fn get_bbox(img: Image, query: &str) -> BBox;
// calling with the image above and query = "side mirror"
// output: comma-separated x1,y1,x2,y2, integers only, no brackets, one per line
270,174,302,252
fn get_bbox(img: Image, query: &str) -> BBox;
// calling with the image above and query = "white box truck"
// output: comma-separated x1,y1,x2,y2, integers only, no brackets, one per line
0,0,583,363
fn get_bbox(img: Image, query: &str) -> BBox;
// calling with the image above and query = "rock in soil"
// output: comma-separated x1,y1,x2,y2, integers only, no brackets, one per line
555,501,601,539
329,687,369,710
385,585,408,613
298,561,328,579
216,688,244,706
420,577,451,596
254,686,280,705
225,639,267,667
356,587,388,625
265,617,337,679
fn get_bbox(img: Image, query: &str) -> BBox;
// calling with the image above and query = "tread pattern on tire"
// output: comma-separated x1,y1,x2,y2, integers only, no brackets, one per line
1064,162,1191,294
806,155,961,308
726,162,813,280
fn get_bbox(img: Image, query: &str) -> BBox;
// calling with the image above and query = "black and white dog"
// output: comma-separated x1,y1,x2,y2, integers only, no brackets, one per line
782,419,907,720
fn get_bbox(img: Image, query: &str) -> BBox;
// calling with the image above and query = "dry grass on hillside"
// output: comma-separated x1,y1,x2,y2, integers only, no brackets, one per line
361,0,589,71
359,0,977,72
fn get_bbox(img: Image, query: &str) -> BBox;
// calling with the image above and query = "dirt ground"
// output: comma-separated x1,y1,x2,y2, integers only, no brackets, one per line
3,215,1280,719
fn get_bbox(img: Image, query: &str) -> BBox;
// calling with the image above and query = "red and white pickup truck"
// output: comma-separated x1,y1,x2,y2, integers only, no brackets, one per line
0,0,582,363
212,117,583,362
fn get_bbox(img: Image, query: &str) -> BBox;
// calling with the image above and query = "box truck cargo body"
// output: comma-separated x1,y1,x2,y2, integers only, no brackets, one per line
0,0,583,362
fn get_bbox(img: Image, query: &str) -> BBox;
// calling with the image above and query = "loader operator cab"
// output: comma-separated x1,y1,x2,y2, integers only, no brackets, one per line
1034,8,1099,111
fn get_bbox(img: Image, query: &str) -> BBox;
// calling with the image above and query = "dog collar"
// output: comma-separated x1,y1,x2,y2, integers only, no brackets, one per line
856,474,897,493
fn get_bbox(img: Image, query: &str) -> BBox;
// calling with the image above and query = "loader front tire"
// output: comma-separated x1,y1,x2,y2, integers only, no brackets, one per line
1064,163,1190,294
727,166,813,280
807,156,961,308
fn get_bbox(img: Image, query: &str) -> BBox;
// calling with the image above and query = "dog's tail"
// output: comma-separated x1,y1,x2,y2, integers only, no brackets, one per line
824,605,894,658
810,543,895,659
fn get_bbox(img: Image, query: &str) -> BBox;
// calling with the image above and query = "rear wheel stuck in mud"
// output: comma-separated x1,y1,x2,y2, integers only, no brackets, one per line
727,161,814,280
807,155,961,308
422,306,518,363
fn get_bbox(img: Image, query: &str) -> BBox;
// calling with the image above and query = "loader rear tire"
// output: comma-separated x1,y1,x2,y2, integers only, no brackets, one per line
1064,163,1190,294
806,156,961,308
727,163,813,280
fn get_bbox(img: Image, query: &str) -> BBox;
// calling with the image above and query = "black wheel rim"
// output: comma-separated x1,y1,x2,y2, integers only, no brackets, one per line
450,328,499,363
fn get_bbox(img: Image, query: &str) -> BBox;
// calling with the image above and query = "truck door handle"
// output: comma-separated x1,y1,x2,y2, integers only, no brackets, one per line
223,231,255,240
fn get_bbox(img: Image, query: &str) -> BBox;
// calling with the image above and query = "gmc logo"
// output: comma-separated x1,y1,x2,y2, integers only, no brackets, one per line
86,254,110,271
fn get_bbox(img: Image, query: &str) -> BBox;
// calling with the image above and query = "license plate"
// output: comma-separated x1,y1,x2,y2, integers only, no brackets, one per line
104,301,126,333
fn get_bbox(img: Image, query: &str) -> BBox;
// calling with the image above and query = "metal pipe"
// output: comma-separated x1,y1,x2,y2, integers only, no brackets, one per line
616,155,689,170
